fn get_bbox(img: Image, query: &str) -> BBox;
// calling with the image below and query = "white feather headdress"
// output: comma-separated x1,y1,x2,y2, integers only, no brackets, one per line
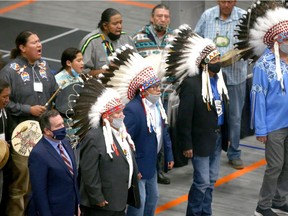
101,45,168,131
164,24,229,106
101,45,161,104
73,78,123,137
234,0,288,92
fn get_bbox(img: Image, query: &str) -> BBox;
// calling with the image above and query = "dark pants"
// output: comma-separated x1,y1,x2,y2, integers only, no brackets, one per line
80,205,125,216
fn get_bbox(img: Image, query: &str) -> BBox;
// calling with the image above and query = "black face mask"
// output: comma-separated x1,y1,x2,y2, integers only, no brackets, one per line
208,62,221,74
107,32,121,41
153,24,167,32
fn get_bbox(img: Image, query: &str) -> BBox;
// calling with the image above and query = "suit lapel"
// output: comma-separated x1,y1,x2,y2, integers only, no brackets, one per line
44,138,74,179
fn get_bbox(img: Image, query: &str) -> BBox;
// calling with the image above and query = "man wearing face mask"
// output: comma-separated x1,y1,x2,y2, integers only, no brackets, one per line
194,0,247,170
71,79,140,216
28,109,80,216
244,2,288,215
124,68,174,216
133,3,174,185
79,8,136,78
101,46,174,216
133,4,172,58
164,25,230,216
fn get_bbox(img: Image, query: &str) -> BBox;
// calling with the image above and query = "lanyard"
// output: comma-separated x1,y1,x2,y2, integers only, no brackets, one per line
101,34,114,57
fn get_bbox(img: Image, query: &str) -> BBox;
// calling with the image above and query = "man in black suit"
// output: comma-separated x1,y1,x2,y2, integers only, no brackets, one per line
165,25,230,216
28,109,80,216
72,79,140,216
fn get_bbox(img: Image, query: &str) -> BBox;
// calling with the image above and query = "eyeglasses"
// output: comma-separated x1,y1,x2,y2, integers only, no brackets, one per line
150,83,161,90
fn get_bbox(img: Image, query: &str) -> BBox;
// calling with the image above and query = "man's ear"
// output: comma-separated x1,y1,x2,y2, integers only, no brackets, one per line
103,22,109,31
66,60,72,68
150,15,154,24
19,44,25,53
43,128,51,136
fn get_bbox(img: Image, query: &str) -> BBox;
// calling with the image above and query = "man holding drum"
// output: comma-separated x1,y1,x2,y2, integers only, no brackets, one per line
0,31,58,216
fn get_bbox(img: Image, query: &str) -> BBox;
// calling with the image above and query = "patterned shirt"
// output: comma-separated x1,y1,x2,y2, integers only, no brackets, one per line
133,24,173,58
194,5,248,85
251,48,288,136
133,25,174,100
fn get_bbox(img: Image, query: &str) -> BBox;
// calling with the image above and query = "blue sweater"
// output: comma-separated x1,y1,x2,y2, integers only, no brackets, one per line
251,48,288,136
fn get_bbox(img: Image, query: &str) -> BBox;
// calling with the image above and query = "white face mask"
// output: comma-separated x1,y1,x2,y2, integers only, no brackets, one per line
146,92,161,104
111,117,124,129
280,43,288,54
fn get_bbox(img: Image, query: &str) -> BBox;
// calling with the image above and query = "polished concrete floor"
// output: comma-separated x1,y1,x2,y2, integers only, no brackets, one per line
0,1,281,216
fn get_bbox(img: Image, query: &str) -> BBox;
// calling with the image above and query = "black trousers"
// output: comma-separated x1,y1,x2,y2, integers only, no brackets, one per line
80,205,125,216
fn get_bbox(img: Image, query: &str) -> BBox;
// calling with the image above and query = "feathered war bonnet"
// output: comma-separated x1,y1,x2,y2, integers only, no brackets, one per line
101,45,168,132
72,78,134,159
164,24,229,110
234,0,288,92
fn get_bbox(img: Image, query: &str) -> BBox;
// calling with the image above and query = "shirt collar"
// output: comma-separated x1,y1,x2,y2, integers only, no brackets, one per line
214,5,239,22
44,136,60,149
144,97,157,108
148,24,171,40
210,74,219,84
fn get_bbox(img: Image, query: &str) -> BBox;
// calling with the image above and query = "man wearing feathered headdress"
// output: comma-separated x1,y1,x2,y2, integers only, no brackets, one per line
237,1,288,215
194,0,247,170
101,45,174,216
133,3,173,184
72,79,140,215
163,24,230,216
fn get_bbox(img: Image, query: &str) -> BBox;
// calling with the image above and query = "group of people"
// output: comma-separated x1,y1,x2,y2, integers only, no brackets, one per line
0,0,288,216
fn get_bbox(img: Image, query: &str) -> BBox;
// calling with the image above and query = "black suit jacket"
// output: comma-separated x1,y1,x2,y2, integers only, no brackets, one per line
177,75,229,157
79,127,140,211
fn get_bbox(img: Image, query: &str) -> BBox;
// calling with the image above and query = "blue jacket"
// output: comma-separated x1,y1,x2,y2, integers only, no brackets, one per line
28,137,79,216
124,94,174,179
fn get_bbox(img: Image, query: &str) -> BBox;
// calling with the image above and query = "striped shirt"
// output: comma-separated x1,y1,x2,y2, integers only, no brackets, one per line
194,5,248,85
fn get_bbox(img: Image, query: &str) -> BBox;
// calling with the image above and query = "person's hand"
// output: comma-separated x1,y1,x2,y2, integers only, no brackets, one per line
137,172,142,180
168,161,174,170
97,200,108,207
183,149,193,158
256,136,267,144
89,69,106,77
30,105,46,117
74,205,81,216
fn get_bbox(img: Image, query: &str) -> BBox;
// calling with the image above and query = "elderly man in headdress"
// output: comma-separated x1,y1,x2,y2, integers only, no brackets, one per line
233,1,288,215
101,45,174,216
72,79,140,216
163,24,230,216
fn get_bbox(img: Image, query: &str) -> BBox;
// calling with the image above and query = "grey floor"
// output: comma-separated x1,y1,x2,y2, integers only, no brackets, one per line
0,1,279,216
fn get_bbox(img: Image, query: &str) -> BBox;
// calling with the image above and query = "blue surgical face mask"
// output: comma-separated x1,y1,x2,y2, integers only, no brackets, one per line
71,67,79,77
146,92,161,104
52,127,67,140
280,43,288,54
111,117,124,129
